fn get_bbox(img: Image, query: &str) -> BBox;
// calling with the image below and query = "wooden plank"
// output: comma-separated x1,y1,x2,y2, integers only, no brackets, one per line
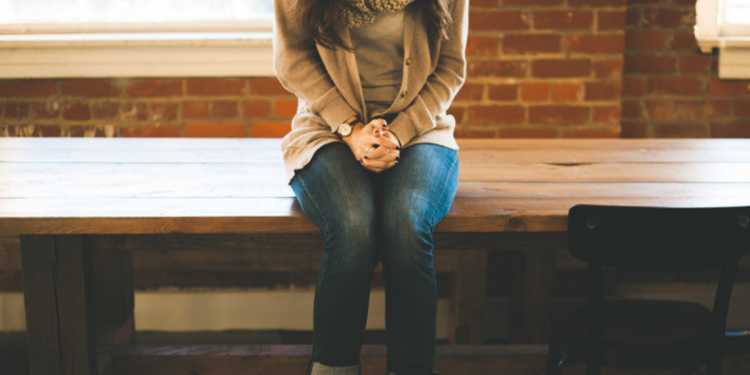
0,197,307,218
460,162,750,183
100,344,548,375
129,249,459,273
93,247,136,375
0,345,29,375
0,234,21,270
86,232,567,252
0,215,318,236
4,180,750,200
4,194,750,235
19,235,98,375
0,163,289,183
458,149,750,163
92,246,136,346
0,195,745,221
3,148,750,164
20,234,63,375
0,178,294,199
54,235,98,375
0,138,285,151
509,249,556,344
454,182,750,199
3,162,750,185
99,343,545,356
0,149,279,163
454,139,750,150
449,250,488,344
1,137,748,151
2,233,569,271
0,162,750,198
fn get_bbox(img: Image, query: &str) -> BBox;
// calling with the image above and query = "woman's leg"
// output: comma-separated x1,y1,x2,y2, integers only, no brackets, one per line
290,142,380,375
375,144,460,375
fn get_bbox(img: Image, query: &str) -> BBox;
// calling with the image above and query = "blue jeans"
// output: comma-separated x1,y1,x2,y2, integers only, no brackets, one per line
290,142,459,375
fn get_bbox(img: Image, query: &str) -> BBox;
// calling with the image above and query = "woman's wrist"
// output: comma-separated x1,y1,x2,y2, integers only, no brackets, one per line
336,115,360,135
342,121,364,147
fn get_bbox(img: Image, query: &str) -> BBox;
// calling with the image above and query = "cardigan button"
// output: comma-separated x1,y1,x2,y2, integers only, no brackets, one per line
400,91,408,98
405,58,412,66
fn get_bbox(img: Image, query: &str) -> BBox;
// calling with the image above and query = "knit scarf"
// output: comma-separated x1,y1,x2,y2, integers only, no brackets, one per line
341,0,417,28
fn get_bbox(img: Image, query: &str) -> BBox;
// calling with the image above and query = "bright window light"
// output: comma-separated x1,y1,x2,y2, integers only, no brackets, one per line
725,0,750,24
721,0,750,36
0,0,272,31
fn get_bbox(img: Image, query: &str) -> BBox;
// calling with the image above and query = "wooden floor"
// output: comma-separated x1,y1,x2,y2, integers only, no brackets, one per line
2,343,749,375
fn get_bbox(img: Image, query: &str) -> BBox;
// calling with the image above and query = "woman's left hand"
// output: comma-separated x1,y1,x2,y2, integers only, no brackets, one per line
360,119,401,171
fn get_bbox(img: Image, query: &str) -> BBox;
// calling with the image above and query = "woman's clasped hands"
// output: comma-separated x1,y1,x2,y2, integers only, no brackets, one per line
342,118,402,173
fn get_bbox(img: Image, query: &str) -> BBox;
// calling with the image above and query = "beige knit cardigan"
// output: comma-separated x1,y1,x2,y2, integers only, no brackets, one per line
273,0,468,184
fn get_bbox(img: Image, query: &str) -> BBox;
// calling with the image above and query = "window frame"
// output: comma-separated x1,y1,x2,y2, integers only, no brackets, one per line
0,3,274,79
718,0,750,37
696,0,750,79
0,20,273,34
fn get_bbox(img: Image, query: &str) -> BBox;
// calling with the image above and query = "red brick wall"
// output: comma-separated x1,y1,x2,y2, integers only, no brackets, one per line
456,0,627,138
0,78,297,138
3,1,749,139
2,1,749,140
622,0,750,138
0,1,632,140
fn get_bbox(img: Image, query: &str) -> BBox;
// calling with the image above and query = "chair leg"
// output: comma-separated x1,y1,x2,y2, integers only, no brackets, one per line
547,343,562,375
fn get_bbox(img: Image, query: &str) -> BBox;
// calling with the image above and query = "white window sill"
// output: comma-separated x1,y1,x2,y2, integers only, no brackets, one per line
696,36,750,79
0,32,274,78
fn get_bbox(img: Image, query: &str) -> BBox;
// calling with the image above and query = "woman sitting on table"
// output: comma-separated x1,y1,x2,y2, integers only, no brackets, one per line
273,0,468,373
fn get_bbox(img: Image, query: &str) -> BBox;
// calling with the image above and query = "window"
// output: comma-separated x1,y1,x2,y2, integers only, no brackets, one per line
696,0,750,78
0,0,272,33
719,0,750,36
0,0,275,78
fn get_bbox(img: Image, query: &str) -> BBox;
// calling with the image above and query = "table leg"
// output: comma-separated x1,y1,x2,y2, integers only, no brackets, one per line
92,246,136,375
509,249,555,344
21,234,97,375
448,249,488,344
92,248,136,346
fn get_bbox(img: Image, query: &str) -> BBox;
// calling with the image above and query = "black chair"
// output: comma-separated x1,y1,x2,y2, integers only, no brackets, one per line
547,205,750,375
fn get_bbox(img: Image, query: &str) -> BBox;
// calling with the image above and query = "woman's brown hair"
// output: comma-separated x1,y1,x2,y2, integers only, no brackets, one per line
292,0,453,51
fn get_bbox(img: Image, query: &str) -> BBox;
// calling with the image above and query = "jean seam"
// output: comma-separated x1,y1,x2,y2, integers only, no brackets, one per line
296,172,331,241
295,171,332,368
428,152,458,228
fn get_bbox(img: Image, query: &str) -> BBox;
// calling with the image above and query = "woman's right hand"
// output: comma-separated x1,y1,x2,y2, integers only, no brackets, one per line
342,120,401,173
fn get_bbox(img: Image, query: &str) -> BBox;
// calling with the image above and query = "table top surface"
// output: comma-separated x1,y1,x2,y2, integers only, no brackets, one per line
1,137,749,235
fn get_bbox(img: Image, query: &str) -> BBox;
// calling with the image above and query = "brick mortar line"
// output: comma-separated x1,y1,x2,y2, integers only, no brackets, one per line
0,96,295,100
0,119,294,126
468,55,625,60
464,79,621,84
470,7,628,10
456,101,623,105
469,31,626,35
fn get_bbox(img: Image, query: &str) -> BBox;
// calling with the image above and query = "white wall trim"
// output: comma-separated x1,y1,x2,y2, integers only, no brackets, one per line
0,20,274,34
0,32,274,78
696,0,721,44
0,290,452,339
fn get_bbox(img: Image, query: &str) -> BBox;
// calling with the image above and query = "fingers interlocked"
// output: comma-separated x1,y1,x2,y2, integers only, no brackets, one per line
357,121,401,173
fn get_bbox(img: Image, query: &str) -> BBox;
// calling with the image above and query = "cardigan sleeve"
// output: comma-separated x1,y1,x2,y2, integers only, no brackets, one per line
272,0,358,132
387,0,468,147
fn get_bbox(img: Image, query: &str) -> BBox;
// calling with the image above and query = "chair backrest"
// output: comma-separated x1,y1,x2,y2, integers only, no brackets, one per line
568,205,750,271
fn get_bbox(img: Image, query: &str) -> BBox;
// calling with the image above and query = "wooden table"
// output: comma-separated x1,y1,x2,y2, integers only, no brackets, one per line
2,138,750,375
